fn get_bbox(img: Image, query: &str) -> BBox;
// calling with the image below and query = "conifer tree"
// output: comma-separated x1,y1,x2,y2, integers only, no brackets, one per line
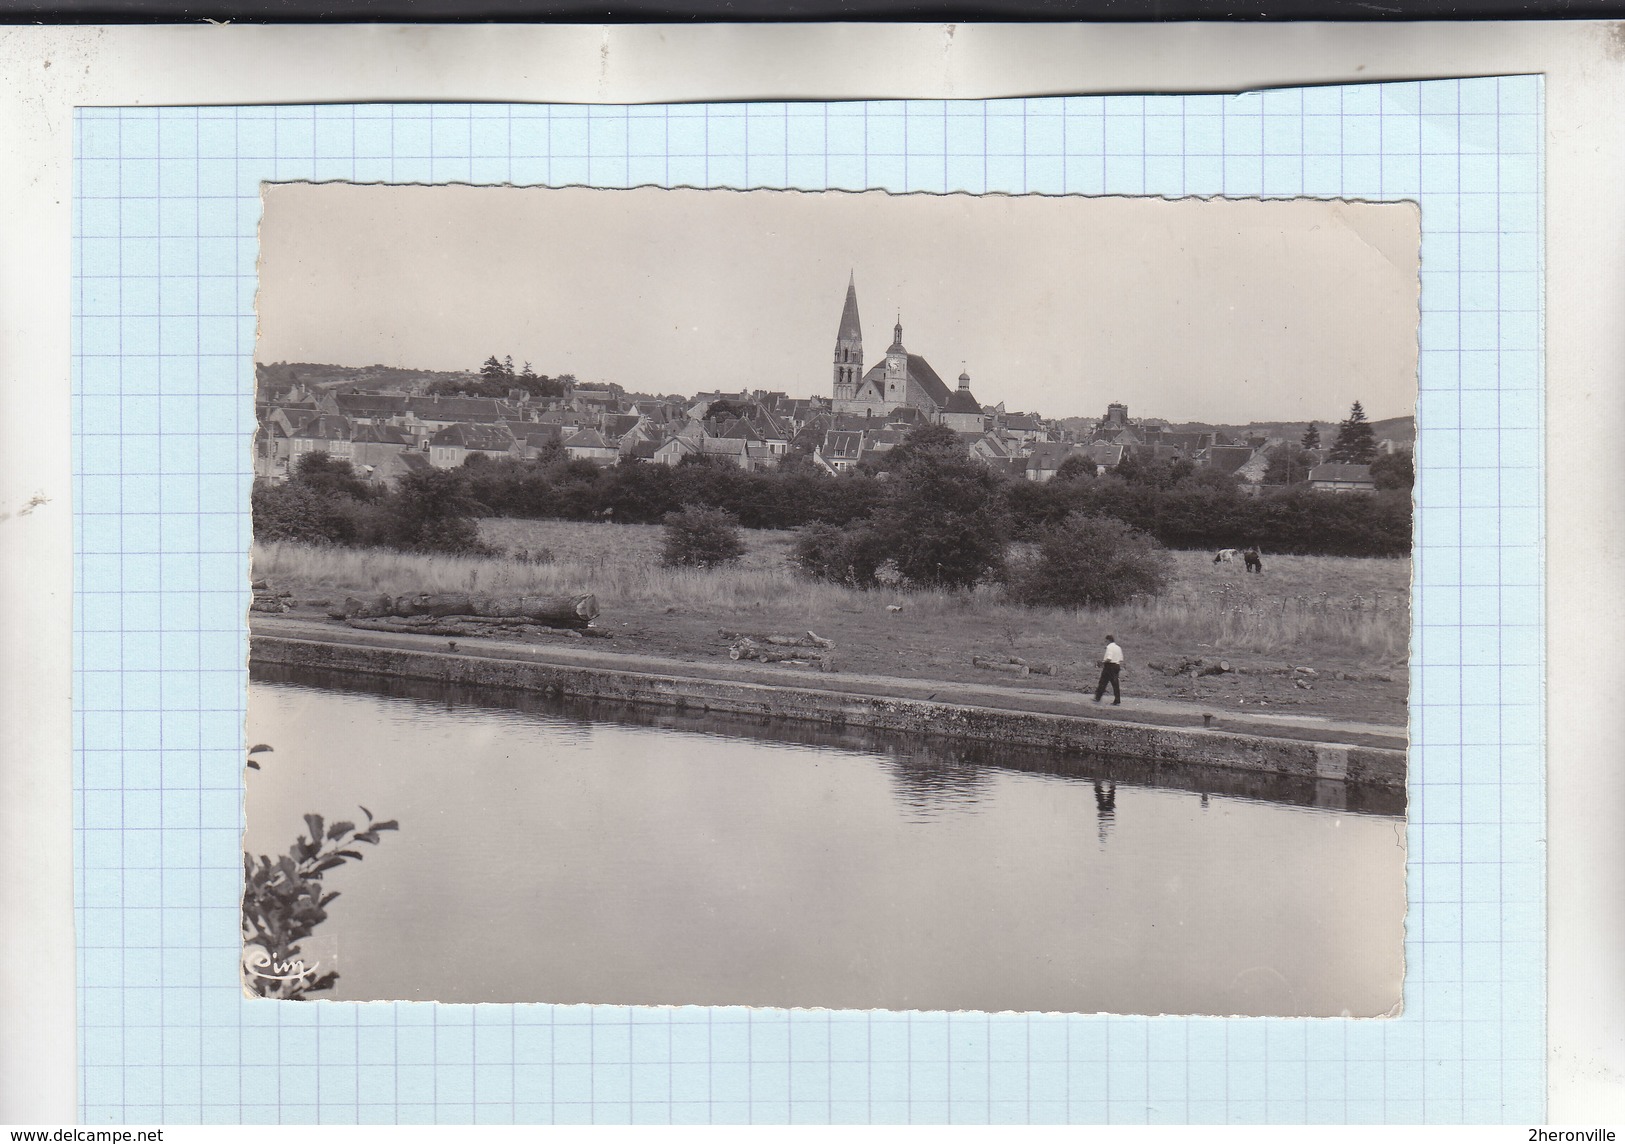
1300,422,1320,450
1328,401,1377,464
480,355,506,381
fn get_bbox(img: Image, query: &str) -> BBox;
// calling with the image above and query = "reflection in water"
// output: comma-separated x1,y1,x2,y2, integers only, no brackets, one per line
250,660,1405,820
884,746,992,820
245,662,1407,1016
1093,779,1118,846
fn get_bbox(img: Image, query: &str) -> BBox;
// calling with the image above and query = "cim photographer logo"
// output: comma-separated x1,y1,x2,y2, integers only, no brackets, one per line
241,944,319,985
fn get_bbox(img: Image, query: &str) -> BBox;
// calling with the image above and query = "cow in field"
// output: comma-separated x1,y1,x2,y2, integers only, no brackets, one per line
1243,548,1263,573
1213,548,1240,565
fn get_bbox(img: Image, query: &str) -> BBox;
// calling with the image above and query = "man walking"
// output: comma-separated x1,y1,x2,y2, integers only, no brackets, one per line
1094,634,1124,705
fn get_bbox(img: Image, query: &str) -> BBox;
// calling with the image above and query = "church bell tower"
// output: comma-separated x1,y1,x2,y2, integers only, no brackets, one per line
833,272,863,403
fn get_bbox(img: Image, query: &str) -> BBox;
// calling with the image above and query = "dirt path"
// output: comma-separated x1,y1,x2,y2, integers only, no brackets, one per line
253,615,1407,750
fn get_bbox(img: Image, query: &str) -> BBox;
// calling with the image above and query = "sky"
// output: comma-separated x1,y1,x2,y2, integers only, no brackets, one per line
257,184,1420,424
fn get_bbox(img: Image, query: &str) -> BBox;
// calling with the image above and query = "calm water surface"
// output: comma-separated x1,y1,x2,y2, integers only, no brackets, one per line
246,666,1405,1016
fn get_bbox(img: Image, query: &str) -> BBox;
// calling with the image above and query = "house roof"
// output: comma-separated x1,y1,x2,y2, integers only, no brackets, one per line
514,424,564,447
748,409,790,440
700,436,749,457
943,386,983,415
1202,445,1258,475
563,428,612,450
409,396,515,423
720,418,763,443
1309,463,1375,483
394,452,434,475
602,413,643,440
858,353,954,410
1003,413,1042,432
1084,442,1125,466
823,430,864,461
290,414,352,441
655,436,699,457
629,440,663,461
1025,442,1074,470
430,422,516,451
333,393,408,417
352,423,411,445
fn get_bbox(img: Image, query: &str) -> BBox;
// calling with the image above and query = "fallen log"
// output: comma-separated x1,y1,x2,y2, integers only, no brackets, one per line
972,655,1029,676
333,592,598,628
344,616,613,640
718,629,834,649
396,592,599,625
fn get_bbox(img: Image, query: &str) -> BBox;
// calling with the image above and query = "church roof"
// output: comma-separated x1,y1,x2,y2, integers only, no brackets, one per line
859,354,954,410
943,387,983,415
837,274,862,342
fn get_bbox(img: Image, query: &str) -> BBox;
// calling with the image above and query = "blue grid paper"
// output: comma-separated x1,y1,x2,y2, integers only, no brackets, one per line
71,81,1545,1125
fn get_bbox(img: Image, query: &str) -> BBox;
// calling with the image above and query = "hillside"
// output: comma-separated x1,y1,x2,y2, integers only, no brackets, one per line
1165,415,1415,447
256,361,477,394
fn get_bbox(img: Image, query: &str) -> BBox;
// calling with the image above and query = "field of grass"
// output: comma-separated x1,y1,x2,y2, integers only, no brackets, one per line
254,517,1409,664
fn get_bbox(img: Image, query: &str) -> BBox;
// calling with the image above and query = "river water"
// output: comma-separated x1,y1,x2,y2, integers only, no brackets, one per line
246,665,1406,1016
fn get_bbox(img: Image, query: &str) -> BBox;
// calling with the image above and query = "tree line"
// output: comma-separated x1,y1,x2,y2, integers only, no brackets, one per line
254,422,1411,562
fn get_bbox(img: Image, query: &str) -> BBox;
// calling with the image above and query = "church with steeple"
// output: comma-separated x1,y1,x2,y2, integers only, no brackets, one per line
830,274,982,428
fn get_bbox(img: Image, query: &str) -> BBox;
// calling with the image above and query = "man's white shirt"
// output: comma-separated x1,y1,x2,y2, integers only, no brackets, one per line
1103,642,1123,664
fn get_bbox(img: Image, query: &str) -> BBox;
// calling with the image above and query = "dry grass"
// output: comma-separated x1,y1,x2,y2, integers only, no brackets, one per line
253,518,1409,662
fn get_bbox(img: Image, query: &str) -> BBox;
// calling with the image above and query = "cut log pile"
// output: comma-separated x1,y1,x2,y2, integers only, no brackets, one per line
250,579,293,614
326,592,607,639
722,630,838,672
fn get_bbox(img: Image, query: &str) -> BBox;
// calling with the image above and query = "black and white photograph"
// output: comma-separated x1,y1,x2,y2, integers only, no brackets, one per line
244,184,1415,1017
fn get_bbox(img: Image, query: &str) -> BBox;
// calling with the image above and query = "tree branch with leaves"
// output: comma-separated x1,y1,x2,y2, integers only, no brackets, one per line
242,744,398,1000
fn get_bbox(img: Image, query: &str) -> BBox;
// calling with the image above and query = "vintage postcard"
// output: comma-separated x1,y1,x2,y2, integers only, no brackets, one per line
243,184,1415,1017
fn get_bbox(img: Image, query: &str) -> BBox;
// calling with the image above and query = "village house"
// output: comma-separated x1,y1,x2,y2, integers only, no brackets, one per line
818,429,864,473
510,423,565,460
407,395,523,436
327,392,409,425
1022,441,1078,482
253,421,295,481
653,435,700,466
1308,462,1376,493
1081,441,1125,475
429,422,517,468
1198,444,1258,476
288,413,354,463
562,428,621,466
351,423,415,482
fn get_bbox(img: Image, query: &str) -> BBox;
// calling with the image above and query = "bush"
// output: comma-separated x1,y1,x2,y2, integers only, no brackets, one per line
791,521,890,588
660,505,745,568
872,427,1009,589
1370,448,1414,491
379,468,492,555
1011,512,1174,608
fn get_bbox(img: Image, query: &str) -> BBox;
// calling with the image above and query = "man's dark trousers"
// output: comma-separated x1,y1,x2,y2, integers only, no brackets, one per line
1094,662,1121,703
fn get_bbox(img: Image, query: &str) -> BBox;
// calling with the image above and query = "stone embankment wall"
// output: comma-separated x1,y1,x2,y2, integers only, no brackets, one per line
251,635,1406,789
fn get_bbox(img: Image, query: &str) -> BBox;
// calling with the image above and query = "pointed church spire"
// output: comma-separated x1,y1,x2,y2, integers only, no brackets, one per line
837,272,862,342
